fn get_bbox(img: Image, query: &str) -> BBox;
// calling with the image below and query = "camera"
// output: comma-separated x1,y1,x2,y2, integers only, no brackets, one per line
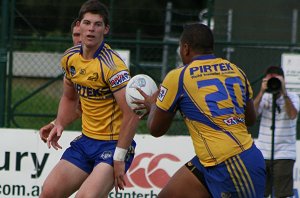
266,77,281,94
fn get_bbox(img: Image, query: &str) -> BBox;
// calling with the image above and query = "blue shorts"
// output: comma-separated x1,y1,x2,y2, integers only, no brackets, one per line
61,134,136,174
187,144,266,198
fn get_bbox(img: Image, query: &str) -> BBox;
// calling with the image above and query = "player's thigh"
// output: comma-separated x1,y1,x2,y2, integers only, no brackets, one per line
76,162,114,198
158,165,210,198
41,159,88,198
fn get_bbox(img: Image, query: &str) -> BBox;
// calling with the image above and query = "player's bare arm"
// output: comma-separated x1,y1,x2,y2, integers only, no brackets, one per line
46,77,79,149
112,87,140,192
244,99,256,126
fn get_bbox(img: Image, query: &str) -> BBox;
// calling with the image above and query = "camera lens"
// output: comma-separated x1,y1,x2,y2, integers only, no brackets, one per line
266,77,281,93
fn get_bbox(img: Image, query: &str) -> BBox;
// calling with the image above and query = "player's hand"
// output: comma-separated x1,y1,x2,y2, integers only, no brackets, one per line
113,160,126,193
133,87,159,118
46,125,64,150
261,77,269,93
39,123,55,143
276,75,287,95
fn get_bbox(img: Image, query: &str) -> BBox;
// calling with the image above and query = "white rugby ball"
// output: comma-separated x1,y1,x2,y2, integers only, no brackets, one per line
125,74,158,110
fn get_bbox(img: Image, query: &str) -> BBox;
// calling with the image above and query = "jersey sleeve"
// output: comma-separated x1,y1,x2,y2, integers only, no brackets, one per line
105,55,131,92
237,67,253,101
60,46,80,80
60,52,71,80
156,68,182,112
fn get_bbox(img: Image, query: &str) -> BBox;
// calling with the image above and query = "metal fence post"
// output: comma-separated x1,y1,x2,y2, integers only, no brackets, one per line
161,2,172,81
291,9,298,52
0,0,9,127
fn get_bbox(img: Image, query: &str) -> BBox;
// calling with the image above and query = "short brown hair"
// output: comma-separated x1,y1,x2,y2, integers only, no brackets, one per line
78,0,109,26
70,17,79,33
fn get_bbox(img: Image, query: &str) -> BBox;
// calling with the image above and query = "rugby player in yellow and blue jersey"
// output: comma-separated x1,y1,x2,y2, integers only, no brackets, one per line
137,23,266,198
39,1,140,197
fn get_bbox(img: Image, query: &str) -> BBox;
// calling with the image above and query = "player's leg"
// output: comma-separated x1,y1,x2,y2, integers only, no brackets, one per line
40,159,89,198
158,165,210,198
75,162,114,198
75,140,136,198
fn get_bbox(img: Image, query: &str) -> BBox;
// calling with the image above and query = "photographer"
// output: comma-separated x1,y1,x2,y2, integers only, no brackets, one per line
254,66,299,198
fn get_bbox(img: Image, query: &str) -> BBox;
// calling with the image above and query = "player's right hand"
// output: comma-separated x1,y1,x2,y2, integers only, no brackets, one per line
39,123,55,143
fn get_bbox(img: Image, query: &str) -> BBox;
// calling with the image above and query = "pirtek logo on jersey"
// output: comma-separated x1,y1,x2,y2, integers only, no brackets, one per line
124,153,180,189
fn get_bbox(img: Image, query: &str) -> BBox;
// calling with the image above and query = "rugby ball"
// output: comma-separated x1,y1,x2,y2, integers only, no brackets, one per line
125,74,158,110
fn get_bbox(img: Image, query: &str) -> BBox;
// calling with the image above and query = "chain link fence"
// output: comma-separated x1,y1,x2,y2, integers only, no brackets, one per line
2,1,300,138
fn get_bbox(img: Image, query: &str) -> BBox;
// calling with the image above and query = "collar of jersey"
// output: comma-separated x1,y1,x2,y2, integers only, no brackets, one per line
192,54,216,61
79,40,106,59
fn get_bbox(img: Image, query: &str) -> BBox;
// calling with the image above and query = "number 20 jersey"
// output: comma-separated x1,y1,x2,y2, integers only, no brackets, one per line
156,54,254,167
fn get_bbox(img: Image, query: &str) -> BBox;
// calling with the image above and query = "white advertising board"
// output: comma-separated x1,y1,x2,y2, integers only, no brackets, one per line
0,129,194,197
281,53,300,95
0,129,299,197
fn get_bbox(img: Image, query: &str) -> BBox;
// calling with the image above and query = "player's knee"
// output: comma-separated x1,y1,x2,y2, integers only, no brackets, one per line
39,187,56,198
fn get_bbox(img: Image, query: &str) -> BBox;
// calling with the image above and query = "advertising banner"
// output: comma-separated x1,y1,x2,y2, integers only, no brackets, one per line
0,128,299,197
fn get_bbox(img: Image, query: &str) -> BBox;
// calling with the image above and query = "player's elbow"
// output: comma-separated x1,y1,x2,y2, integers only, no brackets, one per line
148,124,166,137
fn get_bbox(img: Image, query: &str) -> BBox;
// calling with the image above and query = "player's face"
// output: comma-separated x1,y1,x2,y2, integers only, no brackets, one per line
80,13,109,49
72,25,81,45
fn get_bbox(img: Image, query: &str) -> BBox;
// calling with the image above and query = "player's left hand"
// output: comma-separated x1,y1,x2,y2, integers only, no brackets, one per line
46,125,63,150
113,160,126,193
276,75,287,95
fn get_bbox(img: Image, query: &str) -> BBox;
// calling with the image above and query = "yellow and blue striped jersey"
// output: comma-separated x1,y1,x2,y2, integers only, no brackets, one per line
61,41,130,140
157,54,254,167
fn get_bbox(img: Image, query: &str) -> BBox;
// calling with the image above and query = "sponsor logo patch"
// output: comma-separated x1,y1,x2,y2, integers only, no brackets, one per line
221,192,232,198
109,70,130,88
158,86,168,102
62,68,66,76
100,151,113,160
70,66,76,76
223,116,245,126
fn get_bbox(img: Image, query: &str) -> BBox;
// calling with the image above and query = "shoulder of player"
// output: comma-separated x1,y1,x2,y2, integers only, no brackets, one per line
164,66,184,79
95,44,127,69
62,44,81,58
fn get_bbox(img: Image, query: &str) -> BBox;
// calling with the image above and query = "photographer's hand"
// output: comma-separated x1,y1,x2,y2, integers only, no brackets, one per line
276,75,287,96
261,77,269,93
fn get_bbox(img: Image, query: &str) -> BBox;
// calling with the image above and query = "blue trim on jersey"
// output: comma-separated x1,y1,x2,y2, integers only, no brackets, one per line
94,40,105,58
100,47,115,68
104,48,114,65
79,40,105,59
180,94,223,130
237,67,250,101
168,64,224,130
110,50,127,66
97,57,108,87
192,54,216,61
168,66,186,112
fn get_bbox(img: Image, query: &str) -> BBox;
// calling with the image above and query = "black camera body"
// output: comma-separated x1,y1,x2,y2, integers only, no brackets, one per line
266,77,281,94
